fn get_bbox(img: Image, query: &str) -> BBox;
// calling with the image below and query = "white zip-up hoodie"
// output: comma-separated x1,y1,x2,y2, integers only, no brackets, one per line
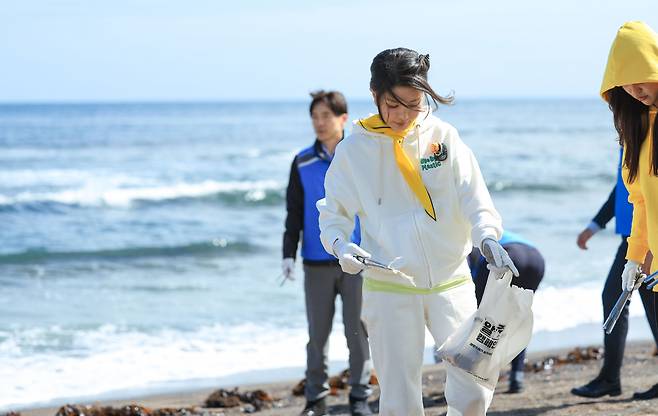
317,113,502,289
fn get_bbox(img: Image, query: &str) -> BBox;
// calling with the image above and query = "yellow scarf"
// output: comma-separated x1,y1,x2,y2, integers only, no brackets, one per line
358,114,436,220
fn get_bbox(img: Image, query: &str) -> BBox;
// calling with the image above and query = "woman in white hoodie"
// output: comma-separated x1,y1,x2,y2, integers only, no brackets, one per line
316,48,518,416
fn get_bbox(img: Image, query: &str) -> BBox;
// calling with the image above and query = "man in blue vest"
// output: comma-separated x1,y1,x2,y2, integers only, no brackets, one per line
571,150,658,399
282,90,372,416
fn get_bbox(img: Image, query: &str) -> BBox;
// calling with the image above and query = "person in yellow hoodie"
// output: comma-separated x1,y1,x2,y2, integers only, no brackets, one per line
316,47,519,416
600,21,658,400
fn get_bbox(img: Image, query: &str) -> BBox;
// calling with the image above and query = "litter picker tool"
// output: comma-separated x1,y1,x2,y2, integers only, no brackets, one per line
643,269,658,290
603,270,658,334
354,255,416,286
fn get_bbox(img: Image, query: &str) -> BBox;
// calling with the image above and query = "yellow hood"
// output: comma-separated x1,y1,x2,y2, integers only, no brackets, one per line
600,21,658,101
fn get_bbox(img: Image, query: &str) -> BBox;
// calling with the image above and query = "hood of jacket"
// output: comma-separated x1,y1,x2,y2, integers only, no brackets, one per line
600,21,658,101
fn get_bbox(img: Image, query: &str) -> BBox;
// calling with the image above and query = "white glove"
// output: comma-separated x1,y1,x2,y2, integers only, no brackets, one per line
621,260,641,292
282,258,295,282
481,237,519,277
332,238,370,275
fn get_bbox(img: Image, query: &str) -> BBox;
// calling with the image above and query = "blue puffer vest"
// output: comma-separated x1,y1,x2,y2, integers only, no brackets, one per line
297,142,360,261
615,148,633,237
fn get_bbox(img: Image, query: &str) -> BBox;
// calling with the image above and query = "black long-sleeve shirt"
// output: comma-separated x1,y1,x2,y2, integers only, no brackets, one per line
282,156,304,260
592,186,616,229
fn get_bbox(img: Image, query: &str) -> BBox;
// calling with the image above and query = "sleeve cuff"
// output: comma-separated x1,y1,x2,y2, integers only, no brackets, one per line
320,228,347,258
586,221,602,233
473,227,500,251
473,232,499,250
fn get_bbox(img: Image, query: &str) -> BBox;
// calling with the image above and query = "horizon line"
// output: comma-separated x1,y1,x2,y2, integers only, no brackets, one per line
0,96,604,106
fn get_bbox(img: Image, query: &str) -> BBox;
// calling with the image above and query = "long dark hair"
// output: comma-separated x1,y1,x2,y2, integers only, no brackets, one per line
608,86,658,183
370,48,453,117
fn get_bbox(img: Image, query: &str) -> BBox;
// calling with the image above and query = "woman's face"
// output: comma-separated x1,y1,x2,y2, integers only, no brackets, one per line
622,82,658,107
374,86,426,132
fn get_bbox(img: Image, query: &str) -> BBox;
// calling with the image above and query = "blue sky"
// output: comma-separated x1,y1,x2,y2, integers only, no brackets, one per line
1,1,656,102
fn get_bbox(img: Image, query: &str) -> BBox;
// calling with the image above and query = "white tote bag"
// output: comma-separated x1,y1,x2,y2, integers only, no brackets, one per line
437,269,534,389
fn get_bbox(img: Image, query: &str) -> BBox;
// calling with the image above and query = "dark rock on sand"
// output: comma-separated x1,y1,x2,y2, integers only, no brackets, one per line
204,388,275,412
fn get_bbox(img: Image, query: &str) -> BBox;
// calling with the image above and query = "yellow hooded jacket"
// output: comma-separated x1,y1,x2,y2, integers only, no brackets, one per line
600,21,658,277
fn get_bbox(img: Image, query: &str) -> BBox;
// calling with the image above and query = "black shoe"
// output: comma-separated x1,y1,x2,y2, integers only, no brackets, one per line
571,377,621,398
633,383,658,400
300,397,327,416
507,379,524,394
349,395,373,416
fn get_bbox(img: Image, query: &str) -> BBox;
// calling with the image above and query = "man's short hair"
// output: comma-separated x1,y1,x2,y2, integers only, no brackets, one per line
309,90,348,116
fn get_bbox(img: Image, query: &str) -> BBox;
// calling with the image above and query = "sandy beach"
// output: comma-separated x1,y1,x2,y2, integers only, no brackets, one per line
12,341,658,416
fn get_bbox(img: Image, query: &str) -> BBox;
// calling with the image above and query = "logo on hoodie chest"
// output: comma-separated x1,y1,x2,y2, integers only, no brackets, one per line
420,142,448,171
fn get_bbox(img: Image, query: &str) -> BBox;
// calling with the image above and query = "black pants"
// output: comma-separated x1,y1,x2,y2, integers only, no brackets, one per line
473,243,545,374
600,237,658,382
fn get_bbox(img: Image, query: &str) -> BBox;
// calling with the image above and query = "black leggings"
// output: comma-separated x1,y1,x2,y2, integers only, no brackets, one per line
473,243,545,374
599,237,658,382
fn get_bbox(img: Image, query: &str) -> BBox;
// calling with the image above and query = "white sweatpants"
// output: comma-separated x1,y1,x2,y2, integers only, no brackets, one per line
361,282,494,416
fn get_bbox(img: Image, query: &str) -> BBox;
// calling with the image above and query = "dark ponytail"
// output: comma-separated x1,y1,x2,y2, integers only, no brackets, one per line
608,86,658,183
369,48,453,116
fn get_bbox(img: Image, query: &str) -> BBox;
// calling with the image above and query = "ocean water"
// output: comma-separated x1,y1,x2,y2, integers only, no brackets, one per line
0,99,651,410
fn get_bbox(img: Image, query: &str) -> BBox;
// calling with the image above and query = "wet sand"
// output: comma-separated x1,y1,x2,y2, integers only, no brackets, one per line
16,341,658,416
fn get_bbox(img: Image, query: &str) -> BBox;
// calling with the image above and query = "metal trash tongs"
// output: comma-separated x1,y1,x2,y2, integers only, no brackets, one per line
354,255,400,272
354,255,416,286
603,269,658,334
